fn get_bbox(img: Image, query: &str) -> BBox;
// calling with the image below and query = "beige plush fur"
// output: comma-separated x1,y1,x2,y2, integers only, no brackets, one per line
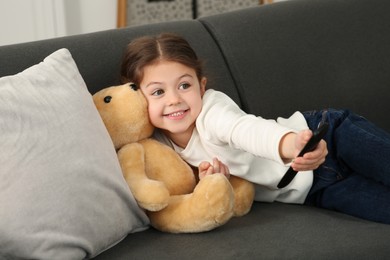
93,84,255,233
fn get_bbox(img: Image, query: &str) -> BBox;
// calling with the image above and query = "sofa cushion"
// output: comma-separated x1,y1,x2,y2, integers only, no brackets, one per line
95,202,390,259
0,49,149,259
199,0,390,132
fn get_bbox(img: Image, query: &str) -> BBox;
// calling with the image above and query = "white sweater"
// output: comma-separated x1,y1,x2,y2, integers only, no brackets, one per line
154,89,313,204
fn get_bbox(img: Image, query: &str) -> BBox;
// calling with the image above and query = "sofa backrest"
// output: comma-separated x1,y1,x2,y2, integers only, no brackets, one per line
1,0,389,131
0,19,241,106
200,0,390,131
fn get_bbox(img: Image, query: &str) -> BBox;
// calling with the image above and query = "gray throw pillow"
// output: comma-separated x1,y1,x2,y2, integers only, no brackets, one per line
0,48,149,259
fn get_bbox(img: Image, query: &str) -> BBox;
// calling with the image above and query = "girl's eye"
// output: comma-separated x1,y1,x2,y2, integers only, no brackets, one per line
179,83,191,90
152,89,164,96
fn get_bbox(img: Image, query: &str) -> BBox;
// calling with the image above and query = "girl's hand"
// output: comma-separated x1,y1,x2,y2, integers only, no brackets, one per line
198,158,230,180
291,129,328,171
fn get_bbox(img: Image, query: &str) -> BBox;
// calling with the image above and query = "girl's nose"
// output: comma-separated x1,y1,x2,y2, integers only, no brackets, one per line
167,89,182,105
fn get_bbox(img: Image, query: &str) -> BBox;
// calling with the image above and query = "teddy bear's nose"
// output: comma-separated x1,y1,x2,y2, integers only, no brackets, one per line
104,96,112,103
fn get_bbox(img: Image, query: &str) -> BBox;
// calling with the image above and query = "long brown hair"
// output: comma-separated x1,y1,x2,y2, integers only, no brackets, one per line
121,33,204,87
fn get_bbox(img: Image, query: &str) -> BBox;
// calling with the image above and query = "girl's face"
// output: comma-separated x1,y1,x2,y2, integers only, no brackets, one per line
140,60,206,148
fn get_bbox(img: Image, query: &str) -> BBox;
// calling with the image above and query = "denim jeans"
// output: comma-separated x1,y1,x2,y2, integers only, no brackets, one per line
302,109,390,224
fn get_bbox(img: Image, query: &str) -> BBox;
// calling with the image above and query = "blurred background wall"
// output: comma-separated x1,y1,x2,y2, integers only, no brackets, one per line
0,0,117,46
0,0,287,46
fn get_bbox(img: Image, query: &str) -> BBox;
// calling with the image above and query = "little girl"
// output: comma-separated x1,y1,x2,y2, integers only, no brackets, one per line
121,33,390,224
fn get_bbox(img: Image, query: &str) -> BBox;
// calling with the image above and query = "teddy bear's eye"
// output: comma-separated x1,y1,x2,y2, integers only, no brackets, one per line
130,83,138,91
104,96,112,103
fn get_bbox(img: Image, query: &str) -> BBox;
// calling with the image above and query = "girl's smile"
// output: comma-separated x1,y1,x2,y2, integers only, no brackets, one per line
164,109,190,120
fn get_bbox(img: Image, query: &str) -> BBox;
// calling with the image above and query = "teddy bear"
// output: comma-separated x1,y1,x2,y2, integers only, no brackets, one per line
93,83,255,233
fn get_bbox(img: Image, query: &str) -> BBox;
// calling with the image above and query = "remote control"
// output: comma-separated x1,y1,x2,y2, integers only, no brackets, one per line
277,121,329,189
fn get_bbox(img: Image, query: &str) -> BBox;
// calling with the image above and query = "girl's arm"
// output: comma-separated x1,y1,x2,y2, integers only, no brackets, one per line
199,90,327,170
198,91,294,163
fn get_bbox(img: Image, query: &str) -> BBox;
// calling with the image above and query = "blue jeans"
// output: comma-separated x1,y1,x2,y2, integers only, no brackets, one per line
302,109,390,224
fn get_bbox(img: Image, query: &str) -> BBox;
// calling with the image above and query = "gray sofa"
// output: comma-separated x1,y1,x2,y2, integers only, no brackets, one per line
1,0,390,258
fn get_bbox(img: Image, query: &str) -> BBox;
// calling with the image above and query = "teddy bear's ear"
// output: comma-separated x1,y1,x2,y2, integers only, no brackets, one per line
129,83,138,91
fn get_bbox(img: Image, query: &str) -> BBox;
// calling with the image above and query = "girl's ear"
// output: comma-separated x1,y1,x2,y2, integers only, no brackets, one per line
200,77,207,96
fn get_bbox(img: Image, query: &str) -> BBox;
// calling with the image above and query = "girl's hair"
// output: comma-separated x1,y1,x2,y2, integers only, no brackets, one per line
121,33,204,86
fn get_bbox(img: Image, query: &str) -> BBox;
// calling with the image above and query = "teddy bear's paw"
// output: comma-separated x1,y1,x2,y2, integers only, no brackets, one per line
191,174,235,225
132,179,170,211
147,174,235,233
229,176,255,217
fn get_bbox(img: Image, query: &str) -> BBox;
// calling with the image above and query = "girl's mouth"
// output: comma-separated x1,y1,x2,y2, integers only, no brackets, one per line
164,109,189,120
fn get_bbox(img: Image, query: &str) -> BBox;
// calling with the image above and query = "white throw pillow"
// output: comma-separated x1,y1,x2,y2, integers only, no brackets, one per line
0,48,149,259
